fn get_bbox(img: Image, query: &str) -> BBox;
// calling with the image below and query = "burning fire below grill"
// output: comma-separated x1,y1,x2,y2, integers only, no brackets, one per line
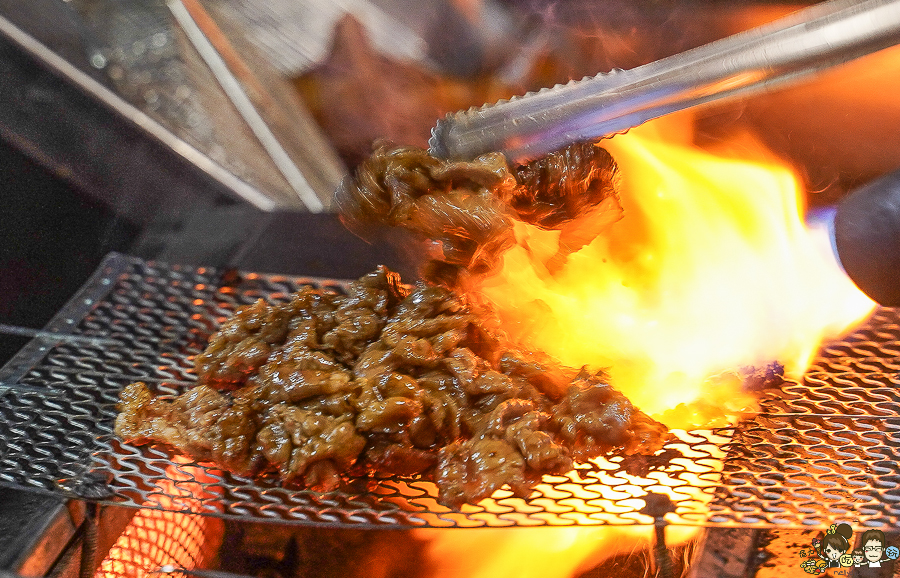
96,459,224,578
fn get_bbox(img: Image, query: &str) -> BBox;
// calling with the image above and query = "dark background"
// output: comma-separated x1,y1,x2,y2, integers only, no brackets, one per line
0,143,136,363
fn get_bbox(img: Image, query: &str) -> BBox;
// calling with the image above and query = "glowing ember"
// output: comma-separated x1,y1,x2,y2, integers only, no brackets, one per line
418,522,701,578
96,460,223,578
477,112,874,427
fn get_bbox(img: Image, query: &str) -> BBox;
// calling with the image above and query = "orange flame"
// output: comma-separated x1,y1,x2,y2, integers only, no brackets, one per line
419,524,706,578
423,111,874,577
416,429,726,577
478,112,874,427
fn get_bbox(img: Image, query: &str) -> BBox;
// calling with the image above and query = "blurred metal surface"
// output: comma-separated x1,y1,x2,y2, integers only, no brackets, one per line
0,488,74,577
69,0,345,210
0,0,345,217
0,11,275,217
204,0,430,75
429,0,900,162
167,0,323,212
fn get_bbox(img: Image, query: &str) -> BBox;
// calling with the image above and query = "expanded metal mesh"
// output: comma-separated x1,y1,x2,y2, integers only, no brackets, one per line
0,253,897,528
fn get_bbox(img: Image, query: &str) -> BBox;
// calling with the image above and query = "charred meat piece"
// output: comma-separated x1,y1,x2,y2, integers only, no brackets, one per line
116,268,667,507
195,266,405,390
552,371,669,462
511,143,625,272
336,141,622,284
257,405,366,490
436,438,536,508
193,297,299,390
507,141,620,229
335,142,518,279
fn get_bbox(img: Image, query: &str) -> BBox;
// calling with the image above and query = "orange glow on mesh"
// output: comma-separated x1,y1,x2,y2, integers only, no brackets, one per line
95,460,223,578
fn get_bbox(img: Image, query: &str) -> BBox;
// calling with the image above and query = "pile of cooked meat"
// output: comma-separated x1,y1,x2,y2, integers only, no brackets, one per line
116,142,667,508
116,266,667,508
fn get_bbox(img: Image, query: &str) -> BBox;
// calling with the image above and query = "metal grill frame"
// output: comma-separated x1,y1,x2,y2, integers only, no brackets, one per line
0,252,896,529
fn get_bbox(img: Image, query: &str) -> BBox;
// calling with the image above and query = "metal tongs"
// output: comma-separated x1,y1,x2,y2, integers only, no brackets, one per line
429,0,900,163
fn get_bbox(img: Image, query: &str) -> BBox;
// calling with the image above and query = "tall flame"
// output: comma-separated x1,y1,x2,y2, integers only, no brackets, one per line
422,112,874,578
478,112,874,426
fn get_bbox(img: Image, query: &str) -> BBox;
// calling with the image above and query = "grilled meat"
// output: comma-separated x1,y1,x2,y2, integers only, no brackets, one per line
116,267,667,507
335,141,623,285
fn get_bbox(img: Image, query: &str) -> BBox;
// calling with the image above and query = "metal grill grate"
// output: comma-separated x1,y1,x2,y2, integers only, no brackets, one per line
0,253,897,529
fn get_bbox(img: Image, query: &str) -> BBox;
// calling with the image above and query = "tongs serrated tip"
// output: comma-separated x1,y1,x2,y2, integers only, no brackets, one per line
429,0,900,164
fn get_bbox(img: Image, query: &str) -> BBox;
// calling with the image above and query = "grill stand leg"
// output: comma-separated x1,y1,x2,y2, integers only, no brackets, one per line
687,528,762,578
78,503,99,578
642,492,676,578
653,522,674,578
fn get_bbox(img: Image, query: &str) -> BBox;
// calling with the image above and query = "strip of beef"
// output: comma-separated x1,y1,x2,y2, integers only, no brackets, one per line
194,266,405,390
115,382,261,476
507,141,619,229
257,405,366,490
335,141,623,285
335,142,518,282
